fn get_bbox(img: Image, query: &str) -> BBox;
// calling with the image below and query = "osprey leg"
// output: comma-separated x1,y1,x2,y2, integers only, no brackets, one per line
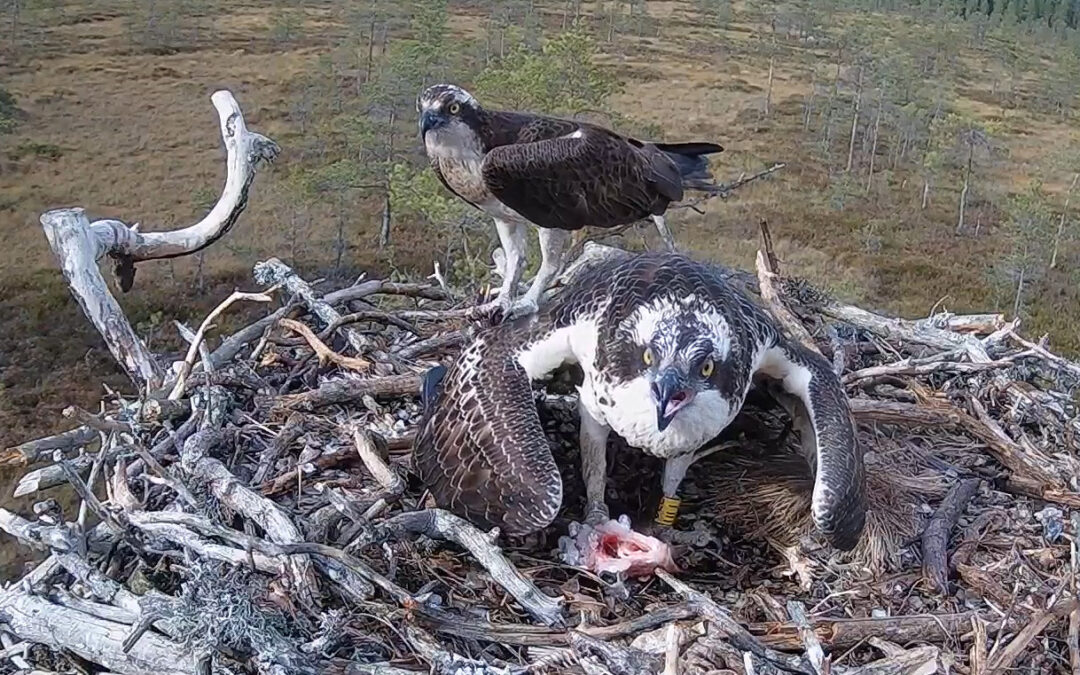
579,403,610,525
515,227,571,315
656,452,695,526
472,218,528,318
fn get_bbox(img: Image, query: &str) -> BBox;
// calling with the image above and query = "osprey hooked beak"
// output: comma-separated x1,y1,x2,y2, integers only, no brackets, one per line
652,369,695,432
419,108,446,137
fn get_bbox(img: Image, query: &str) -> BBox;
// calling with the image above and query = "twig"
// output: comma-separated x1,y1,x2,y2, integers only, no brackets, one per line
258,433,414,496
396,331,467,360
922,478,981,595
669,163,787,212
353,428,405,495
252,415,305,486
61,406,132,435
167,290,274,399
786,601,827,675
133,443,198,508
1072,513,1080,675
986,596,1079,673
210,304,293,366
276,373,421,410
655,569,814,674
54,450,125,535
755,220,820,355
319,310,420,337
374,509,564,627
254,257,372,354
280,318,371,371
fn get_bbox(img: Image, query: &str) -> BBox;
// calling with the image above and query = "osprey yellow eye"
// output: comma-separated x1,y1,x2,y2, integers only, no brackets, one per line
448,102,461,114
701,358,714,378
642,348,654,366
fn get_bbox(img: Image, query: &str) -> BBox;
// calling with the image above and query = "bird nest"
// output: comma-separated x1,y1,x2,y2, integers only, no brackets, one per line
3,236,1080,675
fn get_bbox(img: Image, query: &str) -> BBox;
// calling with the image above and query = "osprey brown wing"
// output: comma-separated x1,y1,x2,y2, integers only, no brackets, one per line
412,320,564,535
480,128,682,231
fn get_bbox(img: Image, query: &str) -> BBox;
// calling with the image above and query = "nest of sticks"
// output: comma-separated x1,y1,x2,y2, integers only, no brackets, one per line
4,235,1080,675
6,91,1080,675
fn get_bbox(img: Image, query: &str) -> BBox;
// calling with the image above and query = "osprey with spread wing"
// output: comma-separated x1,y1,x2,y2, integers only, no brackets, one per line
417,84,724,321
413,252,867,553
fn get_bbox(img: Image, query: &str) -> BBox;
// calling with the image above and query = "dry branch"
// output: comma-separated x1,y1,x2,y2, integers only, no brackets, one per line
756,220,820,356
179,429,318,602
921,478,981,594
280,318,372,371
2,425,98,466
0,592,197,675
254,257,372,354
276,373,422,410
39,91,277,392
374,509,564,627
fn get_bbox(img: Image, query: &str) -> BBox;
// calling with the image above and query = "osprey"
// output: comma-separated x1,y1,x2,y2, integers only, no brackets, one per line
417,84,724,320
413,251,867,551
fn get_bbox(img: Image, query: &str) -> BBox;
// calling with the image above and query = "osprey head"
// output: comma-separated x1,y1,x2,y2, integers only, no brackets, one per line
626,296,734,433
417,84,482,142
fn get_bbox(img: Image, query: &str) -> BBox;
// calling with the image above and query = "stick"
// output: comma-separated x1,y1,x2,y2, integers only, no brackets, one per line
914,312,1006,335
749,611,993,651
353,428,405,495
209,305,292,367
254,257,372,354
655,569,813,674
568,631,661,675
1072,513,1080,675
54,450,125,535
857,643,940,675
252,416,305,486
786,601,827,675
396,331,467,361
2,425,98,466
61,406,132,435
279,318,371,371
375,509,564,627
257,432,414,496
414,603,701,647
669,162,787,212
14,451,97,498
921,478,981,595
986,597,1079,673
179,429,317,602
276,373,421,410
322,279,452,306
755,220,820,356
843,351,1032,385
0,591,196,675
168,290,275,399
792,284,992,363
849,398,1066,494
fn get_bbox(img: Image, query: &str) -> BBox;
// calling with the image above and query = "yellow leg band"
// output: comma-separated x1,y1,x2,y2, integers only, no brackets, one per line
655,496,681,526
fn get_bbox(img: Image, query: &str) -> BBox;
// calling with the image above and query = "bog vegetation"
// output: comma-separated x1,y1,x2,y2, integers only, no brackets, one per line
3,0,1080,450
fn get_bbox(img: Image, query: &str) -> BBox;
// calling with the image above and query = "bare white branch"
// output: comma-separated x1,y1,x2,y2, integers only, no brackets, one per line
38,90,277,391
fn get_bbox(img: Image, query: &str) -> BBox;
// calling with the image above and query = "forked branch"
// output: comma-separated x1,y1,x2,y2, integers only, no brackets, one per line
39,90,277,391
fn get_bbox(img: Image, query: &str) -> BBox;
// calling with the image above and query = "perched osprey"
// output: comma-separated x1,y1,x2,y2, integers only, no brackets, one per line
417,84,724,320
413,251,867,551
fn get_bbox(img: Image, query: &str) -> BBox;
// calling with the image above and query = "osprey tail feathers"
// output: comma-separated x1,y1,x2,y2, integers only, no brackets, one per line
655,141,725,192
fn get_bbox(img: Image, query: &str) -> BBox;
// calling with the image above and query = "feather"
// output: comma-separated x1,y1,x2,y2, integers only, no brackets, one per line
412,251,866,548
